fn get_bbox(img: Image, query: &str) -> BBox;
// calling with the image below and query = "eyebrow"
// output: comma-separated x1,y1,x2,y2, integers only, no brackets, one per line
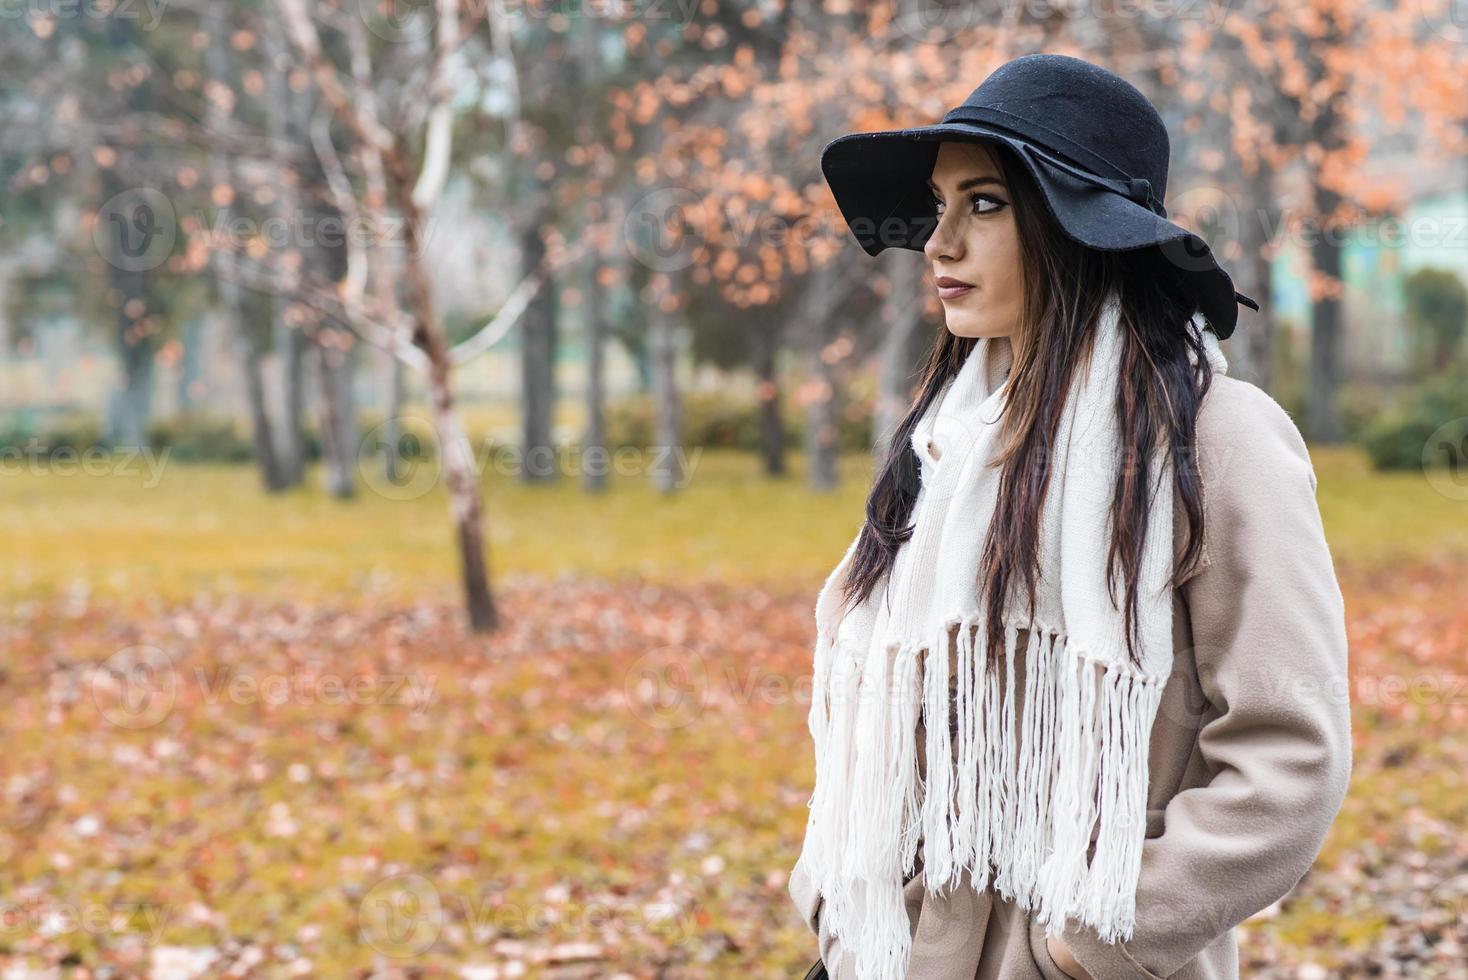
926,176,1006,193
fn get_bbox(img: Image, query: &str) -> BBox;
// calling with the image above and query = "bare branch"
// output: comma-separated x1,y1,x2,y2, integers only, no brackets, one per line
275,0,396,154
449,271,547,367
449,235,595,365
412,0,463,212
308,105,369,315
220,253,428,371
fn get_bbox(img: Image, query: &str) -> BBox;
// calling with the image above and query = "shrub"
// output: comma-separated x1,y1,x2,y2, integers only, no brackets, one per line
1338,383,1392,444
0,409,107,455
1403,267,1468,374
602,389,872,453
1359,367,1468,471
146,414,254,463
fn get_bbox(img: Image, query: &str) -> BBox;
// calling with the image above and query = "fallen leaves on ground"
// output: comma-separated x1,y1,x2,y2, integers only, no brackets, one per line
0,559,1462,977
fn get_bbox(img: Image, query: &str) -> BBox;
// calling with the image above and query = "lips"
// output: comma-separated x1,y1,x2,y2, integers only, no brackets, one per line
936,275,975,299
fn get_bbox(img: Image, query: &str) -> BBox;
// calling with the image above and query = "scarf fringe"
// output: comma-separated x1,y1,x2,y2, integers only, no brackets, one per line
799,611,1165,980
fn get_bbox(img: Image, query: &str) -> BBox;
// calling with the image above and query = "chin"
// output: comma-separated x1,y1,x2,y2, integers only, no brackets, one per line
943,313,1002,339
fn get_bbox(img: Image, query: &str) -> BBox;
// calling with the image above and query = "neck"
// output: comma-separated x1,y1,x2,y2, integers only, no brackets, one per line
986,334,1015,391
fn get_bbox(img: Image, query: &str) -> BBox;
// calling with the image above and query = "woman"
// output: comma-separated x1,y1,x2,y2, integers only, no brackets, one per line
788,54,1353,980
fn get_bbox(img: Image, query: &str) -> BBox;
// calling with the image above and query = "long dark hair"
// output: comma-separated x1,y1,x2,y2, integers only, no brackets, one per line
840,138,1216,670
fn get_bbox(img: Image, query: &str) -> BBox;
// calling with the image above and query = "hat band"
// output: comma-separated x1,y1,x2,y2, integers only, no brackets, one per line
940,104,1168,217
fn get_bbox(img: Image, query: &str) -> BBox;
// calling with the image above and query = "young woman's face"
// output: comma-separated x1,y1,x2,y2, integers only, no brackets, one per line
923,140,1024,340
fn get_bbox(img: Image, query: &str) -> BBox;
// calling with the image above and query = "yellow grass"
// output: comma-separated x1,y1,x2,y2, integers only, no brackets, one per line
0,443,1460,604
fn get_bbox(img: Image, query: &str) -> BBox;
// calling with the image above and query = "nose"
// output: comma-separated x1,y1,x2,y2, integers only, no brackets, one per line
923,207,961,263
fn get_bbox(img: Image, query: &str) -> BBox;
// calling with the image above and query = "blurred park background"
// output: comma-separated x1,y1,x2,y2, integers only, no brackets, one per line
2,0,1468,977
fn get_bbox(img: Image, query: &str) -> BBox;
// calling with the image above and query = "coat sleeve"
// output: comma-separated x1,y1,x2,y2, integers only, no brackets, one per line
1057,383,1355,979
788,853,848,970
789,827,928,972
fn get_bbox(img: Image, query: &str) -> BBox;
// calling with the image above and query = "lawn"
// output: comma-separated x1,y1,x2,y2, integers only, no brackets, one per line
1,444,1464,605
0,445,1463,977
0,449,879,605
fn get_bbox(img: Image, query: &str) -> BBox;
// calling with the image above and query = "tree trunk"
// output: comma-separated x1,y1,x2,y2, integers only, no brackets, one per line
223,271,285,491
805,356,839,491
1308,179,1345,443
388,155,497,632
0,272,10,355
313,336,358,499
99,178,156,449
380,346,404,485
754,325,786,477
176,314,203,413
627,258,654,394
582,255,608,493
361,105,406,488
274,310,308,483
107,284,155,449
648,293,685,493
804,261,842,491
574,19,607,494
519,199,559,484
97,17,157,450
1236,156,1279,392
873,250,928,464
263,11,307,486
1304,12,1348,445
206,3,284,490
288,100,355,485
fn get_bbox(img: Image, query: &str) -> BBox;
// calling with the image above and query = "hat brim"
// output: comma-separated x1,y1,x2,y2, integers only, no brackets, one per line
820,122,1249,340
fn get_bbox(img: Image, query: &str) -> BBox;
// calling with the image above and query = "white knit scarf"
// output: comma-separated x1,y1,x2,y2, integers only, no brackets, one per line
793,292,1228,979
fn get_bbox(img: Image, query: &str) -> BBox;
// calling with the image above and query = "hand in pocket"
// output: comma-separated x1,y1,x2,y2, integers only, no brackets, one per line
1045,934,1097,980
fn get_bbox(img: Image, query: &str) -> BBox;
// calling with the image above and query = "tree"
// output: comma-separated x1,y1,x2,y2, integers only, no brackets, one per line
267,0,501,629
1151,1,1468,436
203,0,285,490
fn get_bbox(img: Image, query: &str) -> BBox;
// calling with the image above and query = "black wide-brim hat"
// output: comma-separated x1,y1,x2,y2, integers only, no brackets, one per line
821,53,1259,340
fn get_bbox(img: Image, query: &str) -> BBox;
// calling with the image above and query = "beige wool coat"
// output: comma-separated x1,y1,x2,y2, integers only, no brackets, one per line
788,375,1355,980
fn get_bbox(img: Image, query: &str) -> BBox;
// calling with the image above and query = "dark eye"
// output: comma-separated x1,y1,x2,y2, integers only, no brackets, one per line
930,192,1007,217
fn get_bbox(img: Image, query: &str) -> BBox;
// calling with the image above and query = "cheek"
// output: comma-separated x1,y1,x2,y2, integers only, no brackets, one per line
994,218,1023,282
969,217,1023,295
